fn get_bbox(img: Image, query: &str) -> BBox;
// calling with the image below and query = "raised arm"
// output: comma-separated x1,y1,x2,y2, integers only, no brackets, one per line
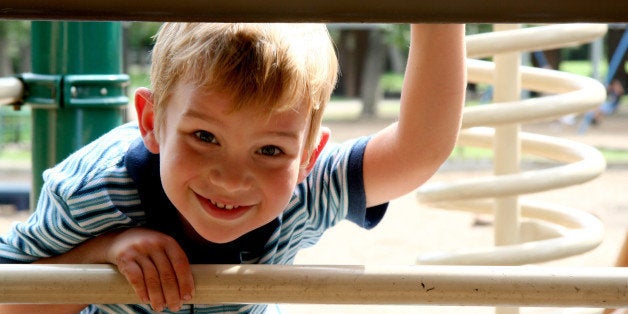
363,24,466,207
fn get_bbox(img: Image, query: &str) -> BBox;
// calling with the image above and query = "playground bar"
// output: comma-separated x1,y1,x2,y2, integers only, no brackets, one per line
0,77,23,107
1,264,627,307
1,0,628,22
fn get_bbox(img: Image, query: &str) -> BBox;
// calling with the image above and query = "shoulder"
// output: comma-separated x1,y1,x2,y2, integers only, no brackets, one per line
36,122,144,231
307,136,370,187
43,122,140,195
284,136,372,227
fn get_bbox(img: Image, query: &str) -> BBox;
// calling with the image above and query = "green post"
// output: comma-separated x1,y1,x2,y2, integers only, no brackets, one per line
24,21,128,209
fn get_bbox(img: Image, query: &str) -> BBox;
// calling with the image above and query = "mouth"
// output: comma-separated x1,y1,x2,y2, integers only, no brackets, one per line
196,193,252,221
209,199,241,211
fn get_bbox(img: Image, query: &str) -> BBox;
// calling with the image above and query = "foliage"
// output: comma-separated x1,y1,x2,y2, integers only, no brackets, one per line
382,24,410,49
0,20,31,74
380,72,404,96
125,22,161,49
0,21,161,75
0,106,30,147
561,43,591,61
465,24,493,35
129,66,151,90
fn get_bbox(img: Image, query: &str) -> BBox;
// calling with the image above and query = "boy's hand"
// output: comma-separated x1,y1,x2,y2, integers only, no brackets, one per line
106,228,194,312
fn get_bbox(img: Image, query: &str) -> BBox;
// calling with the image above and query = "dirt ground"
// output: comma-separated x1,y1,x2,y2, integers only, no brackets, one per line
0,100,626,313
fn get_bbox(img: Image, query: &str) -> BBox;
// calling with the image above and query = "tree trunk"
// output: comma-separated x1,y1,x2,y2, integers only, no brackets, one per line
360,29,386,118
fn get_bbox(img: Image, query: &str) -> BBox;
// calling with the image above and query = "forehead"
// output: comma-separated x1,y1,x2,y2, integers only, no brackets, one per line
175,82,311,131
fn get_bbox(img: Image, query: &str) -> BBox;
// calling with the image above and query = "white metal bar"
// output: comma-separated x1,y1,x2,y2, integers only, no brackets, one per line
0,77,23,106
466,24,608,59
463,60,607,128
492,24,522,248
492,23,523,314
0,264,627,307
416,199,604,265
416,23,607,267
418,129,607,202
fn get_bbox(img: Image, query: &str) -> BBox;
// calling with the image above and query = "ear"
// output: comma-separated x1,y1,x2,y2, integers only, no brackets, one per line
134,87,160,154
297,127,330,183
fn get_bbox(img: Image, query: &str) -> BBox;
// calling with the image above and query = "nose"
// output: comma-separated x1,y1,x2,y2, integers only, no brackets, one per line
208,157,252,192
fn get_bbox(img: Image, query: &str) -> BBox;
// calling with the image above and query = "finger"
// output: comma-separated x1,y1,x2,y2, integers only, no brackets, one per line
150,250,183,311
116,257,149,304
165,244,194,302
137,256,166,312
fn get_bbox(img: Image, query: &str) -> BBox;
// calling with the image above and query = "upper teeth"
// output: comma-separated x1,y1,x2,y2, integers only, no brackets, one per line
211,200,239,210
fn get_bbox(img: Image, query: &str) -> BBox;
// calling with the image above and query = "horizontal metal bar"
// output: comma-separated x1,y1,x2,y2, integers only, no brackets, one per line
1,0,628,22
1,264,627,307
0,77,24,106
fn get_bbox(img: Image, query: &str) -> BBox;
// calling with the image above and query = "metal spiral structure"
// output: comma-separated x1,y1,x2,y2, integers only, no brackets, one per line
417,24,609,266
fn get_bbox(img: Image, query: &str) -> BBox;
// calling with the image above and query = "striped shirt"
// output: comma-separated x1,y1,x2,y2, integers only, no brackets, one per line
0,122,387,313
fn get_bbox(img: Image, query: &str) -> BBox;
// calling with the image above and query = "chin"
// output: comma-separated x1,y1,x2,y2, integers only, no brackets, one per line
197,226,248,244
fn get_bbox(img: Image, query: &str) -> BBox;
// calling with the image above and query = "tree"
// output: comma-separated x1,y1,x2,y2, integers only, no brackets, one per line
123,22,161,72
0,21,30,76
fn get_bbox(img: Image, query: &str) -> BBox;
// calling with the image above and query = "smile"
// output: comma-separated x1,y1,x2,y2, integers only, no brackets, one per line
198,194,252,221
209,199,241,210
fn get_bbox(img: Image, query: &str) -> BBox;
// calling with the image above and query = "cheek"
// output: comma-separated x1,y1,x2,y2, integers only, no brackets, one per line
261,163,301,203
159,142,203,187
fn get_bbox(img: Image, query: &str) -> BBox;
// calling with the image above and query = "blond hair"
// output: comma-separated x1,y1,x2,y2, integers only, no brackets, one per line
150,23,338,154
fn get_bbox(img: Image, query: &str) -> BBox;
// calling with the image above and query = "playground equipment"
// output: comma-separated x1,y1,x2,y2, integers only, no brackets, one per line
0,78,22,107
1,0,628,23
579,25,628,133
0,22,129,209
413,24,610,314
417,24,609,266
605,26,628,87
25,22,129,206
1,264,628,307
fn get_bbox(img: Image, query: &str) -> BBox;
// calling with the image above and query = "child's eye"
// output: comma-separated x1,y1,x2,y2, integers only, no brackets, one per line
194,130,218,144
257,145,283,157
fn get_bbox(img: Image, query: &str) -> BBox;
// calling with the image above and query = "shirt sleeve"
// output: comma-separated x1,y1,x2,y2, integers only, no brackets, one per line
344,136,387,230
0,165,141,264
0,183,96,263
0,124,142,263
301,136,388,235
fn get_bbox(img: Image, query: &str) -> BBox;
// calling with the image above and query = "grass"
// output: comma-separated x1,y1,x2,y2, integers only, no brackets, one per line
600,147,628,163
380,72,405,95
559,59,628,82
0,146,30,162
449,144,628,164
128,65,151,91
559,60,607,78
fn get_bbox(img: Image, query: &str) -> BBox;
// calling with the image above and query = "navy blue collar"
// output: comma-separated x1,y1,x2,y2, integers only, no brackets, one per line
124,138,278,264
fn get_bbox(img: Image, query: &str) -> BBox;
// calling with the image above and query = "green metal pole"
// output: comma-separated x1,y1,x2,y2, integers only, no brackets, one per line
26,21,128,209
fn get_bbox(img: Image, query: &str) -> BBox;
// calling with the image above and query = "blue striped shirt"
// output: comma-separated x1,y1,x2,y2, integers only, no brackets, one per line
0,122,387,313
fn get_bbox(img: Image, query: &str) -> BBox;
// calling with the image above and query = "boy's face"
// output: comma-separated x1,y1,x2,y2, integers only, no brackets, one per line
136,83,322,243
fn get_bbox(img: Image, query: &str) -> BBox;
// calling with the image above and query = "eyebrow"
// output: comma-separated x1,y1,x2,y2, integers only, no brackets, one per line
183,108,212,120
182,108,301,141
266,130,301,141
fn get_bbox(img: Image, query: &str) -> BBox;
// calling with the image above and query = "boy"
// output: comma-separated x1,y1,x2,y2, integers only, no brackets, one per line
0,23,465,313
